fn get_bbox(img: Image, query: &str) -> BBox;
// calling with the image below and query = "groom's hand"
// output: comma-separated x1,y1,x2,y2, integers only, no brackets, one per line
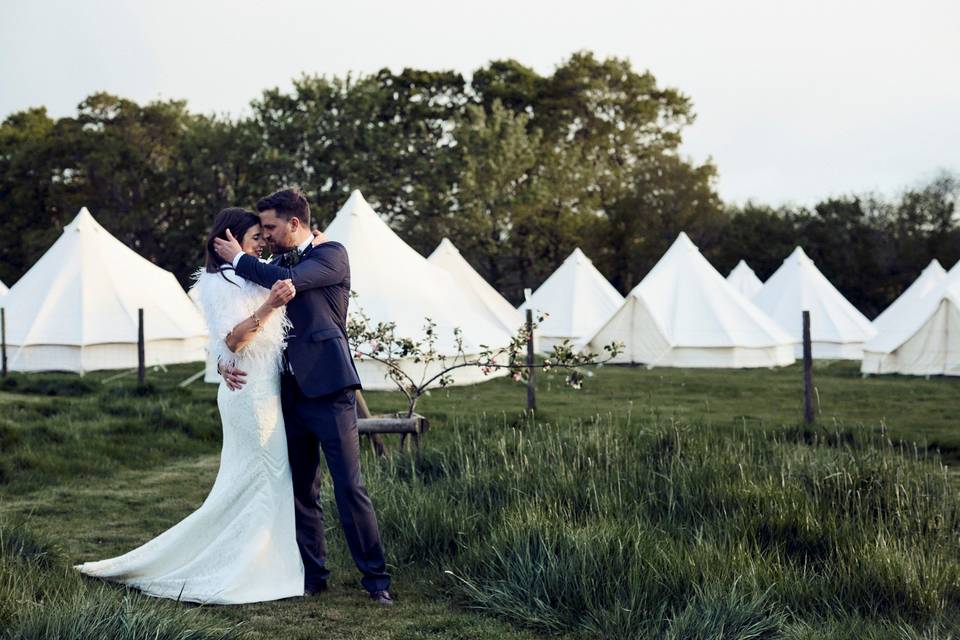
219,362,248,391
213,229,243,264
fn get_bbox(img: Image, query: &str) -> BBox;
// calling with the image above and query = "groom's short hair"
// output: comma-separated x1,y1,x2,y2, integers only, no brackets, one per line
256,188,310,225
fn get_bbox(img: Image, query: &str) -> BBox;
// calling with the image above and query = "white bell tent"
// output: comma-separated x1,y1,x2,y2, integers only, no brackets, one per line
584,233,795,368
518,248,624,353
753,247,876,359
870,260,946,338
323,191,513,389
1,207,207,373
949,259,960,282
428,237,524,334
726,260,764,299
861,276,960,376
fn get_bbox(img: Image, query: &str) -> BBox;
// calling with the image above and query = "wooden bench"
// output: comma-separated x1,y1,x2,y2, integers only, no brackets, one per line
355,391,429,456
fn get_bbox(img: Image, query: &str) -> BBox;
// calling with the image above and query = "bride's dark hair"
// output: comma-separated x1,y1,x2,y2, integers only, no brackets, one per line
205,207,261,285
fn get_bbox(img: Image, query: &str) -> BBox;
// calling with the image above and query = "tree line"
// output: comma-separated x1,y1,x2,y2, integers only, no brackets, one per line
0,51,956,317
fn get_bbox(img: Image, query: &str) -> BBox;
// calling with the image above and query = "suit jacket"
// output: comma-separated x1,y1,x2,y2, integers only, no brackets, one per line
235,241,362,398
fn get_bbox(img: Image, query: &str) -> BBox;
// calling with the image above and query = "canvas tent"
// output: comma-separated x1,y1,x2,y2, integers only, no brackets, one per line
518,248,624,353
0,280,8,296
861,276,960,376
323,191,513,389
726,260,763,299
428,237,524,334
584,233,795,368
870,260,946,337
1,207,207,373
753,247,876,359
950,259,960,281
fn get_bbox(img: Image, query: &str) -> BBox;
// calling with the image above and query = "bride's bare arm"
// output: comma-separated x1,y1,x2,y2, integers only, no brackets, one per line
224,279,295,353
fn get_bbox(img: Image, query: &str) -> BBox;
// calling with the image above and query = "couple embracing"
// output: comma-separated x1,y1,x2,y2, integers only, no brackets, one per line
77,188,393,606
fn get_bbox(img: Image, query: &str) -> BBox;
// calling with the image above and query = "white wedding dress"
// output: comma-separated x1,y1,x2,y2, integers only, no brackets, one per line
76,267,304,604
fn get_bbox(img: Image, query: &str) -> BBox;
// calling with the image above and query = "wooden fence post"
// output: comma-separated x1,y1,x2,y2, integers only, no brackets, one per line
526,308,536,413
1,307,7,378
137,308,146,387
802,310,814,425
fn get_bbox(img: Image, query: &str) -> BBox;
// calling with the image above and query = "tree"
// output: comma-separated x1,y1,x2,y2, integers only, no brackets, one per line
0,57,956,322
346,302,622,418
0,107,61,284
449,100,545,300
249,69,467,248
791,197,890,316
469,52,721,297
590,153,725,293
891,172,960,274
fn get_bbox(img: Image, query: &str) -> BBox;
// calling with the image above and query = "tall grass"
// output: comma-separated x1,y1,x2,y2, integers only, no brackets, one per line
365,414,960,637
3,365,960,637
0,520,241,640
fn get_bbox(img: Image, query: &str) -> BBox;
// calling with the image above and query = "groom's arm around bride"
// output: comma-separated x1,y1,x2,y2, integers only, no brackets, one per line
232,228,347,292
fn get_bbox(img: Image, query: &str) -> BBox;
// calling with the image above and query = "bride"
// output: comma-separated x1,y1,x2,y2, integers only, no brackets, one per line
77,207,311,604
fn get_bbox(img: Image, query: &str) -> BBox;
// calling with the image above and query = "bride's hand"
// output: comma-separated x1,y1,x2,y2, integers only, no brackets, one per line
311,229,328,246
267,279,295,308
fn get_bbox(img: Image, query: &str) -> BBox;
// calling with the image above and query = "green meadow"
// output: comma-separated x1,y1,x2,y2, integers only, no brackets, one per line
2,362,959,639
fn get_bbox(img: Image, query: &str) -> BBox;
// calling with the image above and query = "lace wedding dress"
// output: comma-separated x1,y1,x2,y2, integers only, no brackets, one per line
76,268,304,604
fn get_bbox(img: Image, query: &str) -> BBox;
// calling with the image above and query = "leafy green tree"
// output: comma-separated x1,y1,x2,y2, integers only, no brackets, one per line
590,153,725,293
249,69,466,249
469,52,721,295
451,101,545,300
0,55,956,321
0,107,61,284
450,101,603,302
797,197,891,316
0,94,272,285
890,172,960,272
711,203,800,280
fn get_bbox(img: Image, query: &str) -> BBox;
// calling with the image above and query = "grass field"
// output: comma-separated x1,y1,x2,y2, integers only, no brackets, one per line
1,362,959,638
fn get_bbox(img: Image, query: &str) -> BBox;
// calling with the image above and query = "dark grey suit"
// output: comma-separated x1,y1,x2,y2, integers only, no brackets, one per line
235,241,390,593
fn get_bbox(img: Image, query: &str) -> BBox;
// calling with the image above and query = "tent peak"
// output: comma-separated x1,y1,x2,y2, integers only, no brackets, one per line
663,232,699,258
566,247,590,263
730,259,758,274
67,207,98,232
342,190,371,214
438,237,458,252
662,232,697,255
726,259,764,298
924,259,946,275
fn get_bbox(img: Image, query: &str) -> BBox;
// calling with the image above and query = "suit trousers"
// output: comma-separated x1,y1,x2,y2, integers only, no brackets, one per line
280,373,390,593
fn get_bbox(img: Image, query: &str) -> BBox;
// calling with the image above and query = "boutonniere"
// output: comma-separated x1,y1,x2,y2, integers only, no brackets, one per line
285,249,302,267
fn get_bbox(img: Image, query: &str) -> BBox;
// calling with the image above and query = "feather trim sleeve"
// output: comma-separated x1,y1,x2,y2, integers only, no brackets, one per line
194,269,289,374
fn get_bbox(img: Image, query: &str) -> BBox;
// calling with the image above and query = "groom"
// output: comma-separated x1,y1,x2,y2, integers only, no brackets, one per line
214,187,392,605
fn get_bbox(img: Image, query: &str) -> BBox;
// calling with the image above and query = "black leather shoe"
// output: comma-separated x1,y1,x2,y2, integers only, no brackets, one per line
304,581,328,596
369,589,394,605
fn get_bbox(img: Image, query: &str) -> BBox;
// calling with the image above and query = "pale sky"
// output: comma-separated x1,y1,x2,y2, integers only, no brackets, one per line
2,0,958,205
